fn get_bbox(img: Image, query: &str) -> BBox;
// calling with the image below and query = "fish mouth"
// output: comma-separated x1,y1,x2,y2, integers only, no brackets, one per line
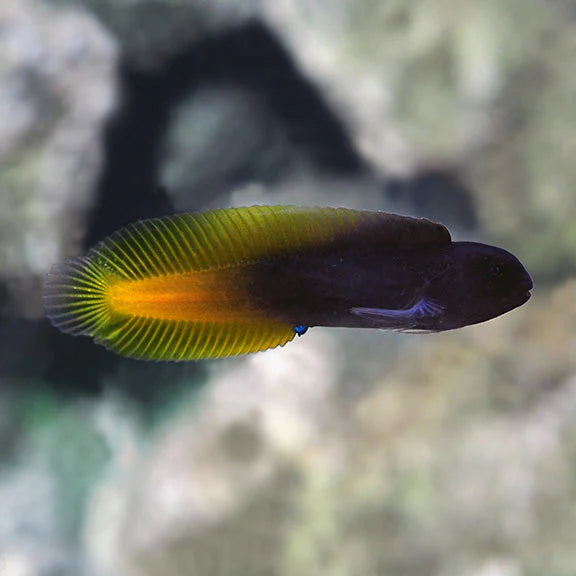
500,276,532,311
520,290,532,304
523,277,534,301
511,281,533,307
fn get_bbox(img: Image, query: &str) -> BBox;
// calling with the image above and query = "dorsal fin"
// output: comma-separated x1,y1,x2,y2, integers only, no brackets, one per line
89,205,451,281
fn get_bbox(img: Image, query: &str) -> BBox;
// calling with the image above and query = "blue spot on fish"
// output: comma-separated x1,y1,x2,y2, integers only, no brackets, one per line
294,324,308,336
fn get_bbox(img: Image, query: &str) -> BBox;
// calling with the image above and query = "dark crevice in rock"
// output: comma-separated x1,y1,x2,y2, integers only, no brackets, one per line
86,22,364,246
386,169,479,231
1,316,205,403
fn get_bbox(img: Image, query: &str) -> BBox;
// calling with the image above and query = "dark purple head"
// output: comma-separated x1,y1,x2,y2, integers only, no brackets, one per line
419,241,533,331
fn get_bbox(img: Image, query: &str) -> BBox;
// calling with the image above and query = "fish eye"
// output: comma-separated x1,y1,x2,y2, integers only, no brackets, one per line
491,263,503,277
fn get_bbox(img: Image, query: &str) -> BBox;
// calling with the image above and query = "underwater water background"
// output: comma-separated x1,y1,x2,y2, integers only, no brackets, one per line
1,0,576,574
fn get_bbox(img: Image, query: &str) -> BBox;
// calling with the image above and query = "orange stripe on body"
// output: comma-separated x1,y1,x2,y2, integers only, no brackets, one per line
106,268,258,323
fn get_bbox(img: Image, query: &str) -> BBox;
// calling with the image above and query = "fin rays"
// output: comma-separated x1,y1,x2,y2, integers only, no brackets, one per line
88,205,450,283
351,297,445,329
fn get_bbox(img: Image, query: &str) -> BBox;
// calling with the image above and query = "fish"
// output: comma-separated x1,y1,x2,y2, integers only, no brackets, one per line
43,205,533,361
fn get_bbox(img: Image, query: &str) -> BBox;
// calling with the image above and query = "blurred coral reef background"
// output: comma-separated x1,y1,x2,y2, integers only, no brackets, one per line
1,0,575,575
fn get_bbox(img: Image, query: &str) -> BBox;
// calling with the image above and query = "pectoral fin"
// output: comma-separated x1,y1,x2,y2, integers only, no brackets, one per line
350,298,444,329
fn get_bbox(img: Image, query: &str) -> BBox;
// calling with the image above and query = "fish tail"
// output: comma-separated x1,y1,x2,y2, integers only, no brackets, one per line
42,216,299,361
43,255,114,338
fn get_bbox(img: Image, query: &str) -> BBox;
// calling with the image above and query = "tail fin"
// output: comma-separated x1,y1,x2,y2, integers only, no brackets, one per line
43,256,113,337
42,247,296,362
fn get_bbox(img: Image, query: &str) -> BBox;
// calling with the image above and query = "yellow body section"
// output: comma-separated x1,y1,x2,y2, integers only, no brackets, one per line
107,269,251,322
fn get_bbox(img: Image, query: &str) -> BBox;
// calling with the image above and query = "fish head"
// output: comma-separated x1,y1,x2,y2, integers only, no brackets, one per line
421,241,533,331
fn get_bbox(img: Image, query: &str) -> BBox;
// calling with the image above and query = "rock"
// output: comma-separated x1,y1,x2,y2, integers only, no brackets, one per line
262,0,576,279
58,0,260,69
0,0,117,316
86,331,346,575
466,2,576,279
85,282,576,576
154,22,368,213
348,285,576,575
262,0,508,175
159,83,303,212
